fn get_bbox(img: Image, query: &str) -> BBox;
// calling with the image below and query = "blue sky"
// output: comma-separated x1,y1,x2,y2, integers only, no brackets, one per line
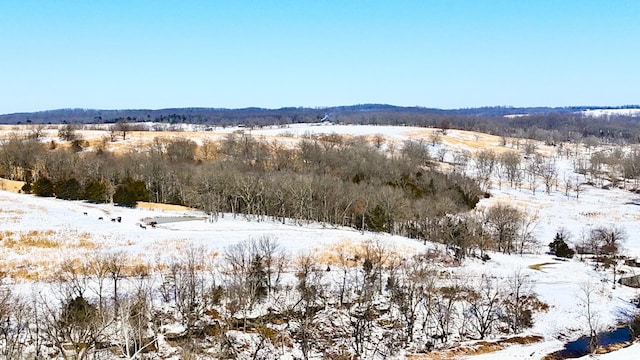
1,0,639,114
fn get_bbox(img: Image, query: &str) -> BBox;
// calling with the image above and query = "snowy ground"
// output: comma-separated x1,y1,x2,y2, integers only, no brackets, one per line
1,123,640,358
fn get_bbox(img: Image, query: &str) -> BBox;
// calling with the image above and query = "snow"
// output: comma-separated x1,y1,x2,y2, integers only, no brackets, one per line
2,123,640,358
580,108,640,118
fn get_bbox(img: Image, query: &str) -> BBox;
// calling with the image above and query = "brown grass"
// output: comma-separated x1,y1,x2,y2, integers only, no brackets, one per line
314,238,405,267
0,178,25,193
529,262,556,271
0,208,24,214
1,230,60,250
0,230,104,280
136,201,195,211
0,259,50,281
406,335,544,359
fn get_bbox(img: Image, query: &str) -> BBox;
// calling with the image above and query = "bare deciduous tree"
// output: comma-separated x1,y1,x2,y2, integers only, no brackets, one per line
475,149,497,191
484,204,523,254
579,282,601,353
464,274,501,339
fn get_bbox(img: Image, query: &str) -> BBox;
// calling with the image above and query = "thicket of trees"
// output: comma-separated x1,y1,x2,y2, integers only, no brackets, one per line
0,238,546,359
0,132,485,238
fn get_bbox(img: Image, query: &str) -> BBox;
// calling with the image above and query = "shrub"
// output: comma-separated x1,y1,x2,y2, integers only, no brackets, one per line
21,182,32,194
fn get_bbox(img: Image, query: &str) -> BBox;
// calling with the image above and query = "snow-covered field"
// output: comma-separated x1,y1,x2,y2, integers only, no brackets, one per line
580,108,640,118
1,123,640,359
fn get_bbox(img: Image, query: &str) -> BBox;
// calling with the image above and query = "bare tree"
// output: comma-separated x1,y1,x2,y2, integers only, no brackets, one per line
484,204,523,254
579,282,601,353
58,124,78,142
222,238,278,329
40,293,109,360
452,150,470,175
400,139,431,167
539,157,558,194
106,252,126,313
113,120,132,141
474,149,497,192
171,245,208,332
0,284,30,359
588,226,626,287
516,211,539,255
430,281,463,344
115,276,157,359
290,254,326,360
502,269,537,334
388,254,437,344
28,123,47,140
464,274,501,339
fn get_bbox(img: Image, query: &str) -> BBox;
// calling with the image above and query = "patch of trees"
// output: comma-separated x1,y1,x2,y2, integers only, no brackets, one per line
0,239,547,359
0,132,484,240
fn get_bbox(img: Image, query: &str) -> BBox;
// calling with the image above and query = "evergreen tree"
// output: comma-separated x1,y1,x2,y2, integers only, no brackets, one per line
549,232,575,258
83,179,108,203
55,178,82,200
365,205,387,232
113,184,137,207
32,176,54,197
124,178,149,202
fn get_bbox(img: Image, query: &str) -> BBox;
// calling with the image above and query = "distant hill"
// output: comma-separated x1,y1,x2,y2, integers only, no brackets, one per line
3,104,640,143
0,105,592,125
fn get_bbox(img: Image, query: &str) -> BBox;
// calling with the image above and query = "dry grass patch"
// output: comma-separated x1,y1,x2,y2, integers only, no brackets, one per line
124,258,153,277
0,231,15,241
0,259,53,281
529,262,556,271
315,238,410,268
137,201,195,211
1,230,60,251
75,232,100,249
0,208,24,215
407,335,544,359
0,178,25,193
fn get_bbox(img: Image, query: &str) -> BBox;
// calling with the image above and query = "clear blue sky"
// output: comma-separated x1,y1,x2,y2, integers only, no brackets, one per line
1,0,639,114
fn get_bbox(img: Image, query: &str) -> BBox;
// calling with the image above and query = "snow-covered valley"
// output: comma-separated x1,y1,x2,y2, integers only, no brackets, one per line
1,123,640,359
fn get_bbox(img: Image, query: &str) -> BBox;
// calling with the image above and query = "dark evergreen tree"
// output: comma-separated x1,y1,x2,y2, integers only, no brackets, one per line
113,184,137,207
549,233,575,258
21,182,32,194
83,179,108,203
125,178,149,202
32,176,54,197
55,178,82,200
365,205,387,232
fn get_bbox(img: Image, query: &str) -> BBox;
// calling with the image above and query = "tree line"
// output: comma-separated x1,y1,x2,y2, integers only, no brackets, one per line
3,105,640,144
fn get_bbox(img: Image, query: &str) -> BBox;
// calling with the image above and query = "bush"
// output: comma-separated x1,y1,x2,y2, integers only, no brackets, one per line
21,182,32,194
